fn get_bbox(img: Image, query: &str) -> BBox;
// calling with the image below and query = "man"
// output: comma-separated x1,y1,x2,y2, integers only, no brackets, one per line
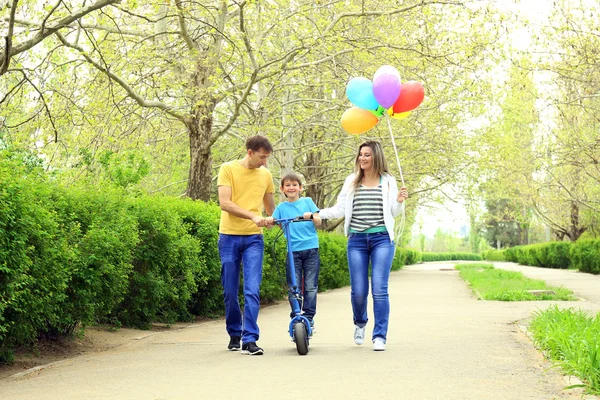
217,135,275,356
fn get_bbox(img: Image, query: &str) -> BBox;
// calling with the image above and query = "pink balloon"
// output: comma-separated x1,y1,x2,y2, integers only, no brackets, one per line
372,73,401,109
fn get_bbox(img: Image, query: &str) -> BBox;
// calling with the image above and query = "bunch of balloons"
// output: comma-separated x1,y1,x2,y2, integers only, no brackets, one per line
341,65,425,135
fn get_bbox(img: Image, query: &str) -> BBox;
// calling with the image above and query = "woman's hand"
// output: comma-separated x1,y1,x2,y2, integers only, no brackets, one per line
397,187,409,203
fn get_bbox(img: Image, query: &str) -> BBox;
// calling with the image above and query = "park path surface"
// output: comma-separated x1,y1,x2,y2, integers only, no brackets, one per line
2,261,600,400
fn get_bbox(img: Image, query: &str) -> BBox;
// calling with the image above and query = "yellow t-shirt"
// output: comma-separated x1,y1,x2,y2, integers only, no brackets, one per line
217,160,274,235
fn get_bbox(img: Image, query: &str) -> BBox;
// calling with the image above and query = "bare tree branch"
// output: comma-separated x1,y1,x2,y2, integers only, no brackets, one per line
324,0,464,33
56,32,186,123
0,0,19,75
1,0,120,76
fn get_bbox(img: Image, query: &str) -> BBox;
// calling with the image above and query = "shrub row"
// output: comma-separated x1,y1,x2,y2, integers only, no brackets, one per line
397,248,422,265
481,249,506,261
421,252,482,262
569,239,600,274
0,156,410,361
504,243,572,269
481,240,600,274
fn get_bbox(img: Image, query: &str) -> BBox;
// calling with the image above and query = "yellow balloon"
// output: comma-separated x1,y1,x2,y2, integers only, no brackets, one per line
388,110,411,120
341,107,380,134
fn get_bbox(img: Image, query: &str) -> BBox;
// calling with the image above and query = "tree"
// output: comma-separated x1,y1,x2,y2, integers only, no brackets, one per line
2,0,504,207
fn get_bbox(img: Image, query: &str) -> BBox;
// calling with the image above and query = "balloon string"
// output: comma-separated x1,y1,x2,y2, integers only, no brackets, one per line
385,112,405,187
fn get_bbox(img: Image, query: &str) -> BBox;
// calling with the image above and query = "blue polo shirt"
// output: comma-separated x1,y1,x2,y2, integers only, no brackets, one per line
273,197,320,252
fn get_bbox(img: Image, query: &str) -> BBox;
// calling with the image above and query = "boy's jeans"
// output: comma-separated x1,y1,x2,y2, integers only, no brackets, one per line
218,234,264,343
347,232,395,342
286,248,320,321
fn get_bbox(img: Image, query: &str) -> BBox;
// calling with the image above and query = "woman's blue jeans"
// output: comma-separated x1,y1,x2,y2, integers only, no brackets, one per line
286,248,320,320
347,232,395,342
218,234,264,343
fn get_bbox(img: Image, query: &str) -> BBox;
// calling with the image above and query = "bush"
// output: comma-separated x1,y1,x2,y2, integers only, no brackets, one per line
0,159,72,361
503,242,572,269
571,239,600,275
113,196,204,328
482,249,506,261
166,198,222,317
397,248,422,265
421,252,482,262
49,185,139,335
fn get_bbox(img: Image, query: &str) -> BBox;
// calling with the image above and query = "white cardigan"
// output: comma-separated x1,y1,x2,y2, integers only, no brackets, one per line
318,173,404,242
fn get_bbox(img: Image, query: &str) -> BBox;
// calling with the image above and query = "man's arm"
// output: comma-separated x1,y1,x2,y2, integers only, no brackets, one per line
263,192,275,216
218,185,265,226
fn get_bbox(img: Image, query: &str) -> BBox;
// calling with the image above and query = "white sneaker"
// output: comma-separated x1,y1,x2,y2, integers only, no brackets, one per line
373,338,386,351
354,325,365,345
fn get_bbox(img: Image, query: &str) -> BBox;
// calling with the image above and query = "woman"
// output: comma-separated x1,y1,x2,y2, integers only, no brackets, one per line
314,140,408,351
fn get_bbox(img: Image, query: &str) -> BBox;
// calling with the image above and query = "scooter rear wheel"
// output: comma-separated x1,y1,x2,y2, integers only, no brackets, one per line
293,322,309,355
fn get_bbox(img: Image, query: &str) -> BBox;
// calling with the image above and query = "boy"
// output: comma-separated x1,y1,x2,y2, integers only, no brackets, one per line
273,173,322,333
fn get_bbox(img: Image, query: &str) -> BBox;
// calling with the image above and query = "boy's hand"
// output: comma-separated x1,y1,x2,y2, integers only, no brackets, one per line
302,212,313,220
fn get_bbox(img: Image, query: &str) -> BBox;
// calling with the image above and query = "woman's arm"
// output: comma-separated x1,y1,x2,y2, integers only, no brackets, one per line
318,175,353,220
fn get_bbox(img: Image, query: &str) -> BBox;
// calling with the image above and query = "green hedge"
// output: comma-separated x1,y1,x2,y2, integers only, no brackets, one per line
482,249,506,261
397,248,422,265
0,159,72,360
571,239,600,274
421,252,482,262
0,158,364,362
1,152,415,362
504,242,571,269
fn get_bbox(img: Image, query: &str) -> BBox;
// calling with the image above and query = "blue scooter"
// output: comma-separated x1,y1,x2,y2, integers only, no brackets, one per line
273,216,313,355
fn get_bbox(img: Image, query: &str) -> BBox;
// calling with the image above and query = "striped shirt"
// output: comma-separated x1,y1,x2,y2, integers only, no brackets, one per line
349,184,385,232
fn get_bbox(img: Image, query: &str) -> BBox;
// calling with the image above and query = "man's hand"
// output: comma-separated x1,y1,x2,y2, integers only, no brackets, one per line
252,215,265,227
252,216,274,228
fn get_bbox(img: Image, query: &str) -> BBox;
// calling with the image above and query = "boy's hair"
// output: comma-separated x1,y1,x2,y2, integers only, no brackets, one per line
280,172,303,188
246,135,273,153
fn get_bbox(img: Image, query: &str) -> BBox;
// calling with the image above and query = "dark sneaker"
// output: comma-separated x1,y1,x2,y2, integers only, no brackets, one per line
228,336,241,351
241,342,264,355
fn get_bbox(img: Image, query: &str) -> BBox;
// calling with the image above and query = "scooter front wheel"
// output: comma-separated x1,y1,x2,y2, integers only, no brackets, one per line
293,322,309,355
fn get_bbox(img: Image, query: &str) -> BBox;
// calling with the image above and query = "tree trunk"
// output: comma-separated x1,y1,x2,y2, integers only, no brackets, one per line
568,201,586,241
186,109,214,201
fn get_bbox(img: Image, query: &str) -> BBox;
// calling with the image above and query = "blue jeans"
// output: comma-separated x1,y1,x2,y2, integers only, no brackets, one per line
347,232,395,342
286,248,320,320
218,234,264,343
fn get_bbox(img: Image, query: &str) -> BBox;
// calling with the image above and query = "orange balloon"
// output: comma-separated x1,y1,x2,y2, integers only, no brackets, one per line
341,107,379,134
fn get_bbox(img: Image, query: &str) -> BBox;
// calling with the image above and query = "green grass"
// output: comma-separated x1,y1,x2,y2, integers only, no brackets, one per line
455,263,575,301
529,306,600,394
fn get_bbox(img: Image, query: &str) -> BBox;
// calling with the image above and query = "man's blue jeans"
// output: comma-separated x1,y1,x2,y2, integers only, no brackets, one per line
286,248,320,320
218,234,264,343
347,232,395,342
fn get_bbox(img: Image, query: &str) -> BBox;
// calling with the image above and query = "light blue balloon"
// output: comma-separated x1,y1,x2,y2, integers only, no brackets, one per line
346,77,379,110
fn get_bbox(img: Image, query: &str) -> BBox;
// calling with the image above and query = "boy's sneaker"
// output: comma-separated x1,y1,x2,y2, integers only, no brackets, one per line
241,342,264,355
227,336,241,351
373,338,386,351
309,320,316,336
354,325,365,345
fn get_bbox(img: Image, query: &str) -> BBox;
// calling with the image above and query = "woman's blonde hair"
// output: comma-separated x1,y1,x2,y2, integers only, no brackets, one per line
353,140,389,187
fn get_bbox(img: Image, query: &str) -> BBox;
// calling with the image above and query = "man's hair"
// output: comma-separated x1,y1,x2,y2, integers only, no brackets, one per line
246,135,273,153
280,172,303,188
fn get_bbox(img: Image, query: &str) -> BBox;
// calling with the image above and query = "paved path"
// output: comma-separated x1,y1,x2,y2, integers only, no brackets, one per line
1,261,600,400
